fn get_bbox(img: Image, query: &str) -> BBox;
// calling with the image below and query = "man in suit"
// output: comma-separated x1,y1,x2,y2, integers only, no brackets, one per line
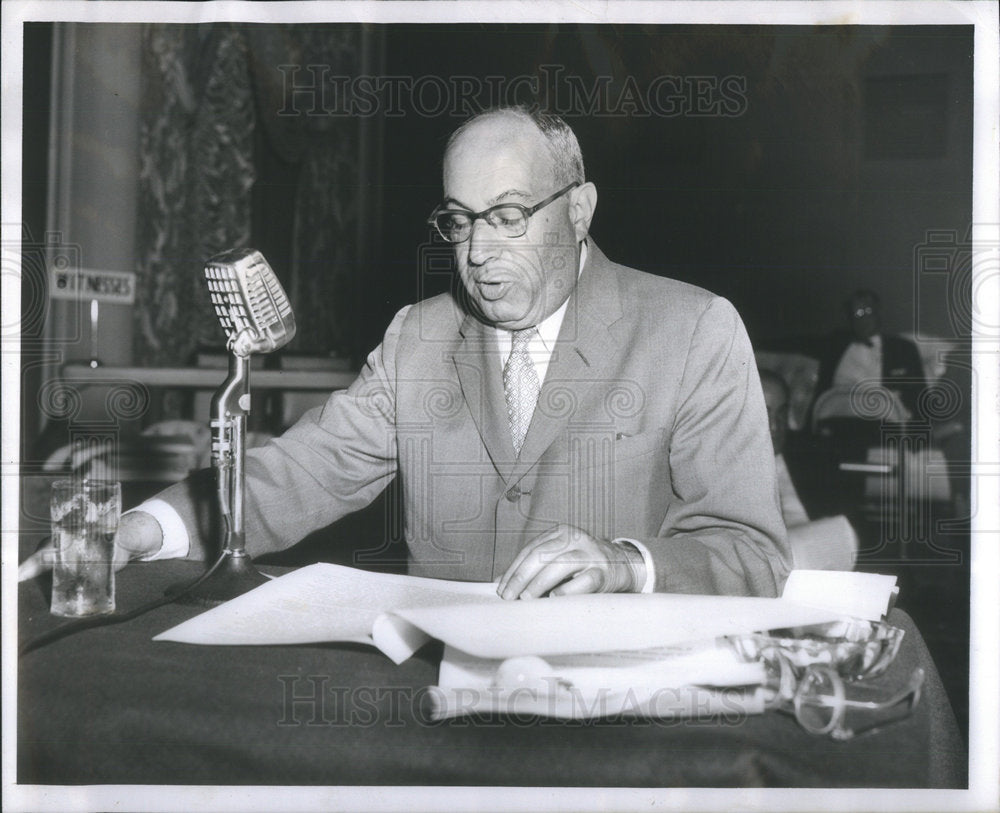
818,289,927,420
21,107,789,598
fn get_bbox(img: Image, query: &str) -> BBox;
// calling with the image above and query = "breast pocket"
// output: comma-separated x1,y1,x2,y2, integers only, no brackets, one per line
563,428,668,541
568,428,667,472
610,429,667,462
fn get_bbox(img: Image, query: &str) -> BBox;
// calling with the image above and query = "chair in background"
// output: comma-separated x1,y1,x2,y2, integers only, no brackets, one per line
42,421,206,484
42,418,276,486
810,384,952,563
811,385,951,507
754,351,819,432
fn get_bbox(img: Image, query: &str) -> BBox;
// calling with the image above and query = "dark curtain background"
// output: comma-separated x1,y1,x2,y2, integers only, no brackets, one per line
377,24,971,349
134,24,361,377
131,23,972,370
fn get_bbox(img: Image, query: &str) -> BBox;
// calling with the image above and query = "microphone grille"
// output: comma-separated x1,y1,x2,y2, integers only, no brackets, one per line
205,248,296,355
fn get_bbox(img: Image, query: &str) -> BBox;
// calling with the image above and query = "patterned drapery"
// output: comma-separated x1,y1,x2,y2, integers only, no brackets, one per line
135,24,256,367
134,24,360,374
245,26,360,355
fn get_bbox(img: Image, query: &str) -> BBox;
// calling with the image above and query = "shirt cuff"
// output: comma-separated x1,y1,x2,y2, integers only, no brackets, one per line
612,537,655,593
124,498,190,561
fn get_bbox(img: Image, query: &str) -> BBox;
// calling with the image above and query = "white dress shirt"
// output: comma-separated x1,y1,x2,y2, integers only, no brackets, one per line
492,240,584,381
833,334,882,389
831,333,911,420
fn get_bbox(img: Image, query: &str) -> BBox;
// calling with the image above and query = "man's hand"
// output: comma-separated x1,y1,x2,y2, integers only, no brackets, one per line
17,510,164,582
497,524,645,599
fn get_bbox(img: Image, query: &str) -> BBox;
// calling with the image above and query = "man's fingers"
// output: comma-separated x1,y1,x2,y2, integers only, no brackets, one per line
499,539,575,598
496,545,534,597
505,544,612,599
515,557,582,600
111,543,134,573
499,552,546,599
19,512,164,582
499,525,627,599
497,528,564,597
499,526,631,599
18,547,56,582
548,567,603,597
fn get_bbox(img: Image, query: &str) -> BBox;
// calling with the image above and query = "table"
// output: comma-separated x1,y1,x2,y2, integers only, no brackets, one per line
58,363,359,391
53,362,359,437
17,560,966,789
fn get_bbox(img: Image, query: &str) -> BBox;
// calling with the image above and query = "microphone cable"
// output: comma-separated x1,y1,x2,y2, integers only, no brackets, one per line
21,247,292,658
18,544,238,656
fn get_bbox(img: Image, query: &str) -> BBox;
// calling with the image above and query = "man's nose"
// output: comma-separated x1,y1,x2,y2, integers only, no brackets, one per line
466,218,500,266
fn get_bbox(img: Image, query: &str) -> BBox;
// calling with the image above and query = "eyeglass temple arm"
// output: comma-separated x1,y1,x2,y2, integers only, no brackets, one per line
803,666,925,712
839,666,925,712
427,181,581,223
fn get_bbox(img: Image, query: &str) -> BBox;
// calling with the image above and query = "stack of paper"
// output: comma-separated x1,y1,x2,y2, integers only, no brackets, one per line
154,564,898,721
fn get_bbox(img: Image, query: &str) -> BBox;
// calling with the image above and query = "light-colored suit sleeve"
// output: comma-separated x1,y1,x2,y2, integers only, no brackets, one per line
155,306,410,561
647,298,791,596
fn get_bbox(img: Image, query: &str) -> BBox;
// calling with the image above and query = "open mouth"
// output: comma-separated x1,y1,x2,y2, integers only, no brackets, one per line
475,279,509,300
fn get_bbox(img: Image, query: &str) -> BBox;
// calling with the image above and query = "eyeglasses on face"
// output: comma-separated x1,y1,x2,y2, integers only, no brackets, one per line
427,182,580,244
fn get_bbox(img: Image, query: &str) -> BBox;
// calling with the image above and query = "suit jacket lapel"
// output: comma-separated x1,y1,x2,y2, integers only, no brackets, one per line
453,314,519,481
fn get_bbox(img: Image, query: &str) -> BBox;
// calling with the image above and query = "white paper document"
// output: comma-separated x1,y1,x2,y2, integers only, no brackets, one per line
154,562,892,664
429,672,765,721
155,563,900,719
387,591,844,659
428,640,769,720
438,640,768,694
781,569,898,621
153,563,498,663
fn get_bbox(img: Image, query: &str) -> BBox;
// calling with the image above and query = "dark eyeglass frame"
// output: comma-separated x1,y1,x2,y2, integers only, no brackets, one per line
427,182,580,243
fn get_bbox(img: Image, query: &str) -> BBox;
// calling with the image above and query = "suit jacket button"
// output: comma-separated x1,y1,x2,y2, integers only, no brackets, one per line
505,486,521,502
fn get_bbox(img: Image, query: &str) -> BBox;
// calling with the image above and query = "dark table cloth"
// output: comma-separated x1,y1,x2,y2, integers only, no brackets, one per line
18,560,966,788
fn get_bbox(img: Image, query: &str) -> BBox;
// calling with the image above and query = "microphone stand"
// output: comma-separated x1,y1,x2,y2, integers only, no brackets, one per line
170,350,269,605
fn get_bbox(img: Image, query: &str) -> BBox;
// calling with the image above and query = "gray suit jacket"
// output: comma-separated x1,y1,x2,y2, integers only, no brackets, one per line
163,241,790,596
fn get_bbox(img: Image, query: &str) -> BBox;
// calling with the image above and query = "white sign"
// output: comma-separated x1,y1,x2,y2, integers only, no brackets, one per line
49,267,136,304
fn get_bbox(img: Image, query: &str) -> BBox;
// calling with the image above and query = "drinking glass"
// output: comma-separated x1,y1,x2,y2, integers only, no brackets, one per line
50,479,120,617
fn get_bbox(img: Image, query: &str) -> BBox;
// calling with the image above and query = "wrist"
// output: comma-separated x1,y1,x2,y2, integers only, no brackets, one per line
610,538,646,593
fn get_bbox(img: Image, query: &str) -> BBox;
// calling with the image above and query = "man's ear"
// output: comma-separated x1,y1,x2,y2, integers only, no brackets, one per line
568,182,597,242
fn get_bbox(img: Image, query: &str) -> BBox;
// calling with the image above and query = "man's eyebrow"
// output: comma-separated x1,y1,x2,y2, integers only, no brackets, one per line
487,189,531,206
441,190,532,211
441,197,469,210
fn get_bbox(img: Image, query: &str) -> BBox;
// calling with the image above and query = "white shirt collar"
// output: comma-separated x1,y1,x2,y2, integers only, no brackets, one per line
495,241,587,373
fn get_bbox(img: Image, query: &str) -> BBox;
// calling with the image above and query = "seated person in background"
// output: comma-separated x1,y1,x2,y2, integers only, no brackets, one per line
760,369,809,529
21,106,790,597
817,288,927,422
761,368,857,571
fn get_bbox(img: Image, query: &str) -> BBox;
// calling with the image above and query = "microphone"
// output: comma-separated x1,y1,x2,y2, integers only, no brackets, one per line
205,248,296,356
172,249,296,605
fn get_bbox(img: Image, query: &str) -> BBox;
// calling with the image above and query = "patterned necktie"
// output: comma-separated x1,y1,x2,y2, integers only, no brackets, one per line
503,328,541,455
